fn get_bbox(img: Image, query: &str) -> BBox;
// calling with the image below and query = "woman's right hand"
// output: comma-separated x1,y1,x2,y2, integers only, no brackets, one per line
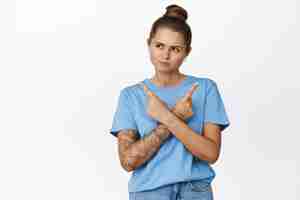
172,83,199,121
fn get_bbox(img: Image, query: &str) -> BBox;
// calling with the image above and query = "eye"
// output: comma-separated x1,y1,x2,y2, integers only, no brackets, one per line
155,44,163,49
171,47,181,53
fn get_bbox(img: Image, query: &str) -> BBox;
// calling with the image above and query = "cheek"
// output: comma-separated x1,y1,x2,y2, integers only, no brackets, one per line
148,50,158,66
149,49,160,60
172,55,186,64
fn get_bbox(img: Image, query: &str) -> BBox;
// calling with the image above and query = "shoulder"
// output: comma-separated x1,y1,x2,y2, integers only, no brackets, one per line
118,80,145,98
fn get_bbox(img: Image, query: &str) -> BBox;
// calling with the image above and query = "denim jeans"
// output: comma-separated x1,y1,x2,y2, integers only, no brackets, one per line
129,180,213,200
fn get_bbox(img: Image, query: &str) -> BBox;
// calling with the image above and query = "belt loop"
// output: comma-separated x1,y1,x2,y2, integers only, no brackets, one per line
188,181,192,187
173,183,177,193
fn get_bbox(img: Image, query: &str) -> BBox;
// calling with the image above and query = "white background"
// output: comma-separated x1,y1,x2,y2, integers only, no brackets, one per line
0,0,299,199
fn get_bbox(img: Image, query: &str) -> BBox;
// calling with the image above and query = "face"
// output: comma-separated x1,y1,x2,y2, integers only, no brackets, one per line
148,27,190,73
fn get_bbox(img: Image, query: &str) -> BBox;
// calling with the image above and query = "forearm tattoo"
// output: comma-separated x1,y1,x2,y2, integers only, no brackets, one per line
117,124,170,172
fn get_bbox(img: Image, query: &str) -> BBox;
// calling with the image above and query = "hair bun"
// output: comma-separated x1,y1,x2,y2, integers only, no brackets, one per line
164,4,188,22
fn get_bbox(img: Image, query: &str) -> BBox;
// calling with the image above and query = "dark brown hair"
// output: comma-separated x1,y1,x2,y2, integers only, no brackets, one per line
148,4,192,53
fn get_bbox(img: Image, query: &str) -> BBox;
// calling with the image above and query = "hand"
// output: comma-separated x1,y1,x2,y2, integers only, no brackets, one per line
172,83,199,121
141,83,171,123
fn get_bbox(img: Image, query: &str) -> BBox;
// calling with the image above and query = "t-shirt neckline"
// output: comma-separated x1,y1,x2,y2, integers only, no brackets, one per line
145,75,191,91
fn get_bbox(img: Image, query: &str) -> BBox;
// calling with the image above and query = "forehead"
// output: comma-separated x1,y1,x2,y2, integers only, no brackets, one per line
152,28,185,46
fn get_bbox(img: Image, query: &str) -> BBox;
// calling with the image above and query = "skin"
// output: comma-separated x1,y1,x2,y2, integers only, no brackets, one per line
143,84,222,164
117,27,222,172
147,27,191,87
117,84,198,172
117,127,169,172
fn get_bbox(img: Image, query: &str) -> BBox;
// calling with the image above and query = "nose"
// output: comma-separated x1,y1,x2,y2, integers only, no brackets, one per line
162,48,170,60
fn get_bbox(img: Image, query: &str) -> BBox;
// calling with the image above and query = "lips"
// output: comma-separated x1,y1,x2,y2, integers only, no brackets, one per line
159,61,170,65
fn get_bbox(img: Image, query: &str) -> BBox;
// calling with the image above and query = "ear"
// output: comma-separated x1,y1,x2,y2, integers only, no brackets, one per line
186,46,192,56
147,38,151,46
183,47,192,62
147,38,152,53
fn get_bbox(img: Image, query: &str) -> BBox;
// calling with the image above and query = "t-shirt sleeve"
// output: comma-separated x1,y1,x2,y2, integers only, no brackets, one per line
203,80,230,132
110,88,137,137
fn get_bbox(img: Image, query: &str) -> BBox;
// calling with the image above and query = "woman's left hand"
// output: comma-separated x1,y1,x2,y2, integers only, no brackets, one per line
172,82,199,121
141,83,171,123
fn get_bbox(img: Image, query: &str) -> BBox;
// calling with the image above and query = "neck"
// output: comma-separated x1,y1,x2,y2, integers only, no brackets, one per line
150,71,186,87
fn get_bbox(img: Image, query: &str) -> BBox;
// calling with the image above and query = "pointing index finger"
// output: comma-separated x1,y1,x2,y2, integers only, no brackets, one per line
140,82,153,97
184,82,199,99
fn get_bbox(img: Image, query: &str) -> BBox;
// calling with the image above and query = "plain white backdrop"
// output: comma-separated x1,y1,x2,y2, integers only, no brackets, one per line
0,0,299,199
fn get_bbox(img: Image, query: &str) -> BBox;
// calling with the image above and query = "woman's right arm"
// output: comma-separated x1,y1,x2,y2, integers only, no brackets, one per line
118,83,197,172
117,123,170,172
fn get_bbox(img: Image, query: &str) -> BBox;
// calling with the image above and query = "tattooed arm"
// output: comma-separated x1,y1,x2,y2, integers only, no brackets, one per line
117,124,170,172
117,107,186,173
117,83,198,172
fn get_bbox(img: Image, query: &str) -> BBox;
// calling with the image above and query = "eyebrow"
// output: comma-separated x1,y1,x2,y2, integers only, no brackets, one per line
153,40,185,48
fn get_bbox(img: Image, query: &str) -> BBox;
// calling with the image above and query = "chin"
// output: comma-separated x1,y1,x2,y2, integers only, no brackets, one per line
155,67,176,74
152,61,175,72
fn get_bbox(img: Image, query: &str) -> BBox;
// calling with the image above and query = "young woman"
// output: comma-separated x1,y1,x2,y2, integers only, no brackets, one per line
110,4,230,200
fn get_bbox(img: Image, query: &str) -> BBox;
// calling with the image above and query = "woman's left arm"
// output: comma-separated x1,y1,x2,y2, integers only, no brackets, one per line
162,112,222,164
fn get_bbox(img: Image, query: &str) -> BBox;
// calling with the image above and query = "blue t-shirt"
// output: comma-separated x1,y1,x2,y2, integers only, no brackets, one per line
110,74,230,192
